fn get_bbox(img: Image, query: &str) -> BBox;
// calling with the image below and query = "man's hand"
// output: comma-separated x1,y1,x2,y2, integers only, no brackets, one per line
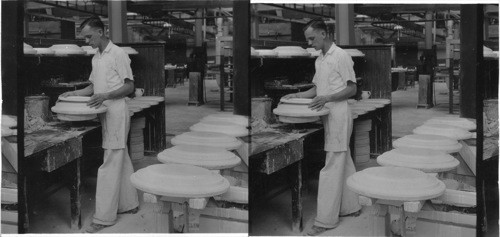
282,93,299,100
87,93,109,108
60,91,76,98
309,95,329,111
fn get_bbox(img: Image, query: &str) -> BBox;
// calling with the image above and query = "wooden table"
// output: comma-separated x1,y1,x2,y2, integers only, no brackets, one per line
23,121,100,231
249,124,323,233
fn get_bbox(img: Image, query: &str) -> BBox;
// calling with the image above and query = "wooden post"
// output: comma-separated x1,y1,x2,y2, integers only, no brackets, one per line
70,159,81,230
417,75,433,108
459,5,483,119
188,72,204,106
108,0,128,43
291,160,303,232
233,1,250,116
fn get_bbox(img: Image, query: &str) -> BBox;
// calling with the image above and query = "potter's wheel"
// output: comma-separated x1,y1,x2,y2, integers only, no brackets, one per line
130,163,230,198
158,145,241,170
347,166,445,201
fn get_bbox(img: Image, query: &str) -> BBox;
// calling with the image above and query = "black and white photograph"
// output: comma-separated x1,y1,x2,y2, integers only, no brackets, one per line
2,0,249,234
0,1,498,237
249,2,498,237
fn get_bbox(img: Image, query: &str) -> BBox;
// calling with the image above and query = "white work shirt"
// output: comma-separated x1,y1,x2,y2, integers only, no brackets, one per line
89,41,133,149
313,43,356,152
90,41,134,93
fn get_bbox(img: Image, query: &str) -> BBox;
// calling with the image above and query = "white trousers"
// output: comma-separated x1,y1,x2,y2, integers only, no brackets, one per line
314,149,361,228
93,148,139,225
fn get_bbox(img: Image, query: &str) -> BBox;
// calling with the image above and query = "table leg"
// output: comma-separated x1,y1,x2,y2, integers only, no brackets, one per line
70,159,82,230
183,201,190,233
144,193,174,233
291,160,303,232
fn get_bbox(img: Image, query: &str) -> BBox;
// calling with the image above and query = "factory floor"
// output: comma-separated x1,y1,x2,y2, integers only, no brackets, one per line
26,81,497,236
250,82,495,236
26,78,233,233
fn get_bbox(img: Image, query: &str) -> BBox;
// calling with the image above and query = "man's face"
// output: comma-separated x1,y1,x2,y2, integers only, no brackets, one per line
81,25,102,49
304,27,325,50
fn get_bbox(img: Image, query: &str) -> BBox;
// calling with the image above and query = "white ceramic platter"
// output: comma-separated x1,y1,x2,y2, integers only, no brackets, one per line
34,48,55,55
56,113,97,121
201,113,249,127
50,44,86,55
81,46,97,54
347,166,446,201
24,43,37,54
413,123,473,140
393,134,462,153
2,115,17,128
190,121,249,137
424,116,476,131
254,49,277,56
273,46,310,57
356,102,385,108
121,46,139,55
377,148,460,173
273,103,330,117
350,104,377,112
360,98,391,105
131,99,159,106
127,101,151,109
58,96,90,102
158,145,241,170
351,109,367,116
280,98,313,105
344,49,365,57
278,115,319,124
134,96,165,102
130,163,230,198
51,101,107,115
171,131,242,150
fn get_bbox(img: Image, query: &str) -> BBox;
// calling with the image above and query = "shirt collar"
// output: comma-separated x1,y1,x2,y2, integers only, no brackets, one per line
319,42,338,59
98,40,114,56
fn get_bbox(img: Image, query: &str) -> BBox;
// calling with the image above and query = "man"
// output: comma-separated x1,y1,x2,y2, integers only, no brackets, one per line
282,19,361,236
60,16,139,233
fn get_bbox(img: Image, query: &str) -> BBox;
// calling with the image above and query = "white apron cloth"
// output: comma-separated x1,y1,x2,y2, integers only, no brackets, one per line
90,42,138,225
312,43,361,228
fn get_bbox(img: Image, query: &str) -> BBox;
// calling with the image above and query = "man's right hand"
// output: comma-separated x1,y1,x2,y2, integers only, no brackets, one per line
282,93,299,100
60,91,76,98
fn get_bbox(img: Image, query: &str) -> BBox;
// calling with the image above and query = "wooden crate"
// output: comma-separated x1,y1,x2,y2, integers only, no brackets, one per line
199,206,248,233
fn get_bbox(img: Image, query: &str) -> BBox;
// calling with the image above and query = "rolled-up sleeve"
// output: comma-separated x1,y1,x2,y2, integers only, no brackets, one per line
337,53,356,84
114,52,134,82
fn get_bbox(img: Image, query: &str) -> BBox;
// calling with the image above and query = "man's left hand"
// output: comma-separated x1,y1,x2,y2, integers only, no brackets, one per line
309,95,329,111
88,93,108,108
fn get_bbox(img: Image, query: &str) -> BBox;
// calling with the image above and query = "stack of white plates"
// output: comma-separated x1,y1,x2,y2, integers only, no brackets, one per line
50,44,86,55
273,46,310,57
51,96,107,121
81,46,97,55
393,134,462,154
251,47,259,56
34,47,55,55
354,119,371,163
424,116,476,131
24,43,37,54
134,96,165,102
121,46,139,55
306,48,321,57
343,48,365,57
130,116,146,160
255,49,278,57
274,98,330,123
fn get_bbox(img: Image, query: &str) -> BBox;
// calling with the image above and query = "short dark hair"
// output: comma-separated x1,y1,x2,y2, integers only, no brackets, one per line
80,16,104,31
303,18,327,32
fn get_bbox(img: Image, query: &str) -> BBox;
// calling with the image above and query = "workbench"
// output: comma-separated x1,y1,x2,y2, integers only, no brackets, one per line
23,121,101,231
249,124,323,233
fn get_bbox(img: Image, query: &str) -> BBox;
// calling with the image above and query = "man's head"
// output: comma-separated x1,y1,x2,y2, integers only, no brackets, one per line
303,18,329,51
80,16,106,49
